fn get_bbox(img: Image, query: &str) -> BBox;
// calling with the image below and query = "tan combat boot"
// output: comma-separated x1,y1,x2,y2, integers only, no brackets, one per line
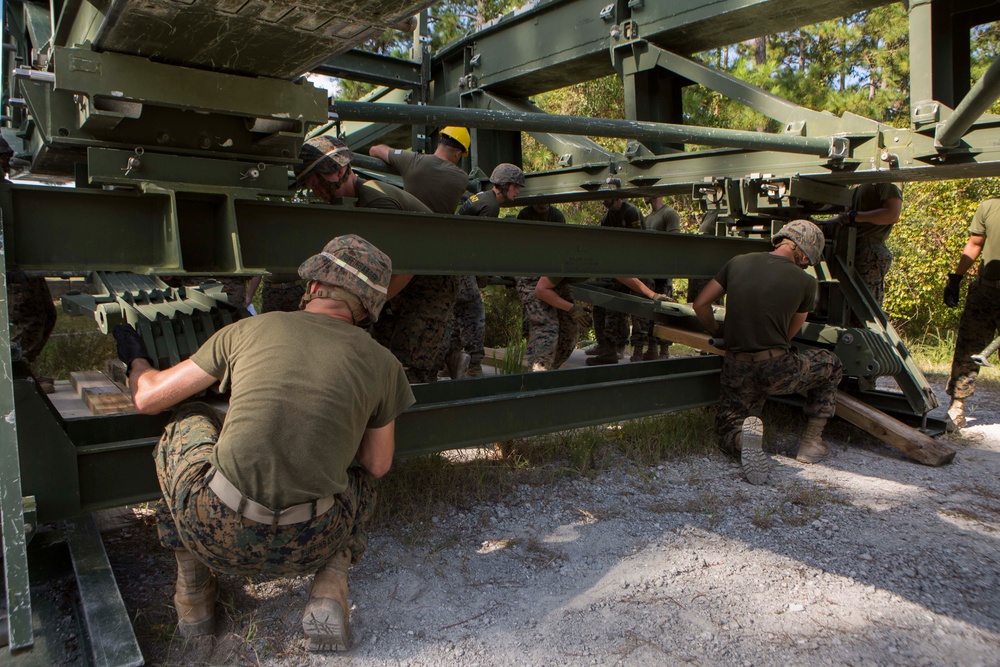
796,417,829,463
736,416,770,485
303,551,352,652
173,549,217,638
946,399,966,432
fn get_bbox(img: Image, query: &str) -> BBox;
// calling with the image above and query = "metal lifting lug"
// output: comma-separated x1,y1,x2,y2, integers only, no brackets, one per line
599,4,615,21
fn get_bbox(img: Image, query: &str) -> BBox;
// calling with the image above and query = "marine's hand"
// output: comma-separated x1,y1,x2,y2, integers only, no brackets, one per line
653,293,676,303
113,323,153,372
567,304,591,329
943,273,963,308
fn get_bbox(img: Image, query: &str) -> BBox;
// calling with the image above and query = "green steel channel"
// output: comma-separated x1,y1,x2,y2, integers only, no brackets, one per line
54,358,722,517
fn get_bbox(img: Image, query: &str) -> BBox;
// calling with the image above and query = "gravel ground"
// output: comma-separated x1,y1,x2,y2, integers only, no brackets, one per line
103,376,1000,667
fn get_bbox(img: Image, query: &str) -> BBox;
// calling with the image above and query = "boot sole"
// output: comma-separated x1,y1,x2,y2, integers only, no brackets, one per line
303,600,350,652
740,416,770,485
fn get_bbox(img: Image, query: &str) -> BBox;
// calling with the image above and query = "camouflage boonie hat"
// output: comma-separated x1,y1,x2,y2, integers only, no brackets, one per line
490,163,525,187
298,234,393,321
773,219,825,266
294,135,352,183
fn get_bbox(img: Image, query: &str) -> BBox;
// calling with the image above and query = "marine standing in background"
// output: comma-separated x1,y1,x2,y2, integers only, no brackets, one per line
635,195,681,361
587,198,643,366
942,198,1000,430
515,203,574,369
445,163,526,377
831,183,903,309
296,136,455,384
368,126,470,215
693,220,843,485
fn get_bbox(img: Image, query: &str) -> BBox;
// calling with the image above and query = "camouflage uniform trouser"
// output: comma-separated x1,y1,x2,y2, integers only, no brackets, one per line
261,279,305,313
855,241,893,308
373,274,458,384
7,270,56,363
154,402,375,577
440,275,485,369
716,348,843,457
593,282,629,348
947,281,1000,400
515,277,579,371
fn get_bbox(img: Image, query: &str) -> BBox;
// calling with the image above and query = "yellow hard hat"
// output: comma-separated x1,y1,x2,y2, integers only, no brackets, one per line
440,126,471,155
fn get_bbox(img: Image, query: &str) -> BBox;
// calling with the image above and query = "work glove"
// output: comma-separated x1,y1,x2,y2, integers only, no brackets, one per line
113,323,154,373
943,273,963,308
814,214,846,238
567,303,591,329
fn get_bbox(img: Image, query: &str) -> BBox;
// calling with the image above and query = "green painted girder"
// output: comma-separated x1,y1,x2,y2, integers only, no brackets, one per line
0,251,33,653
429,0,894,103
16,356,722,521
0,181,768,278
314,49,423,90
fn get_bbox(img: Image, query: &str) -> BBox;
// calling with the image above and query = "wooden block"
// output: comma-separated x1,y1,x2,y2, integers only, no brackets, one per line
834,391,954,467
653,325,725,356
69,370,112,398
82,385,136,416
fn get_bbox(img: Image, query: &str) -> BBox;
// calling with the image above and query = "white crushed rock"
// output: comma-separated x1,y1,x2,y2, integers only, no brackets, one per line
106,378,1000,666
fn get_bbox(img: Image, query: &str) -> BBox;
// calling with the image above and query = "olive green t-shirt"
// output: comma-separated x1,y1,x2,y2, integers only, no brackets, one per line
356,177,432,213
644,206,681,233
387,149,468,214
191,311,415,508
852,182,903,243
715,252,816,353
969,198,1000,280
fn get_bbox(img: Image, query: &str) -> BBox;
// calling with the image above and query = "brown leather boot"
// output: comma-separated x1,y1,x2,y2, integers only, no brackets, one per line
173,549,216,638
585,343,618,366
303,551,351,652
643,343,660,361
946,399,966,432
629,345,644,362
796,417,829,463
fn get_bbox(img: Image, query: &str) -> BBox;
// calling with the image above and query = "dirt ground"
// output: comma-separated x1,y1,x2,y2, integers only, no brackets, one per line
101,374,1000,667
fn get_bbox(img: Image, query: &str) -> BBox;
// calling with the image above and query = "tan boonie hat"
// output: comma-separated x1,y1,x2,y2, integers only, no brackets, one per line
295,135,352,184
298,234,393,321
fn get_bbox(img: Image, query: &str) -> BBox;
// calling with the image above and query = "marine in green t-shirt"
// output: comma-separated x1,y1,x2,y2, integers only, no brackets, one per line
369,136,469,215
517,203,566,223
942,197,1000,431
113,233,415,650
693,220,843,484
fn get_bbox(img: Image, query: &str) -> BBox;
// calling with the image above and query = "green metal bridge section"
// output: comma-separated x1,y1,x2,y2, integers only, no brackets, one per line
0,0,996,663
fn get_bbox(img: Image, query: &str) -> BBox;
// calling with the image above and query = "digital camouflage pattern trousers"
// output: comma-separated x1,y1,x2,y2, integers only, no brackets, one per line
7,270,56,363
373,274,458,384
947,281,1000,400
154,402,375,577
593,282,630,348
855,240,893,308
439,275,486,371
716,348,843,457
516,277,580,370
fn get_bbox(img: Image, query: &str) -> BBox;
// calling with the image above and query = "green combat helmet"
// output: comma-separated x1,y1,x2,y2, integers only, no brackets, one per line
490,163,525,187
298,234,393,322
772,219,826,266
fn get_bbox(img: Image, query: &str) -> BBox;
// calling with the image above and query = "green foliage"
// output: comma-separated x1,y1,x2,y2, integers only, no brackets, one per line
886,178,1000,334
482,283,523,348
34,311,117,381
